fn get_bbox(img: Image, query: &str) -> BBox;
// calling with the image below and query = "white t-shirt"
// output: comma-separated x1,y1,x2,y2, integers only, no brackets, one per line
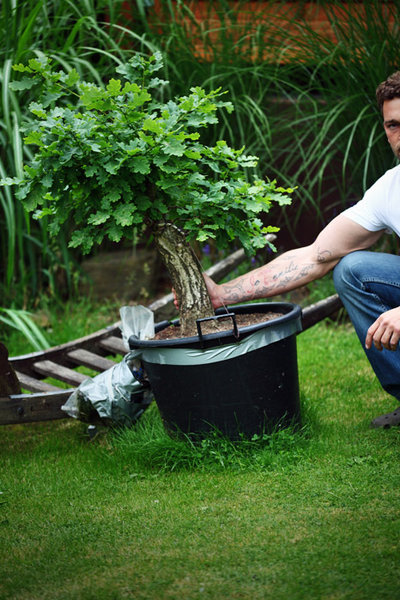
343,164,400,237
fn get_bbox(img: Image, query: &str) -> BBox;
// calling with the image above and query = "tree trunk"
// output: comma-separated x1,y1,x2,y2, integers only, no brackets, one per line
153,223,215,337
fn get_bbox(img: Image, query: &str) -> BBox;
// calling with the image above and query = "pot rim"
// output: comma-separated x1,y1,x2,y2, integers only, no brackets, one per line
129,301,302,350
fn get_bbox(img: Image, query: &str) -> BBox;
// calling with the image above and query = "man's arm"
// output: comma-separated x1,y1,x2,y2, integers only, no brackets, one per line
205,214,383,308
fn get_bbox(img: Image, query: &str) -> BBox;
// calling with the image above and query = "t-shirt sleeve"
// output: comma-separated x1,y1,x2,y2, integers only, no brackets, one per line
342,175,393,233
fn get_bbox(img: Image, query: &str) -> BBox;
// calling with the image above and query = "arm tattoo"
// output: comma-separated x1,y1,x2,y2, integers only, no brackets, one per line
316,247,332,263
220,262,315,303
218,248,331,304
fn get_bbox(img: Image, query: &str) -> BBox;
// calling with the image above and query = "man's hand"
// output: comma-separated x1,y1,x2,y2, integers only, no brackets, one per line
172,273,223,311
365,306,400,351
203,273,224,309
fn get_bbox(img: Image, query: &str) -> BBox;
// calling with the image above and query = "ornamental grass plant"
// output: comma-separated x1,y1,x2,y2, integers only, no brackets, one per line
2,0,400,313
0,0,156,307
150,0,400,244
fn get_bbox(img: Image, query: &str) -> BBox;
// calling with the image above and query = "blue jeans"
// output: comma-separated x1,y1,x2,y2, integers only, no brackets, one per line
333,251,400,401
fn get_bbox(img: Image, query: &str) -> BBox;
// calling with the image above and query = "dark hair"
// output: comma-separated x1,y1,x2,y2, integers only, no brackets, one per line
376,71,400,113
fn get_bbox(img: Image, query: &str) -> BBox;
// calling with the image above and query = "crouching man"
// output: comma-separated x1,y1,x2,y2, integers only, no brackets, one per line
203,72,400,428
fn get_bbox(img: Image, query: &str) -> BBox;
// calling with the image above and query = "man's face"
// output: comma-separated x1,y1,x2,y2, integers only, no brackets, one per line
383,98,400,159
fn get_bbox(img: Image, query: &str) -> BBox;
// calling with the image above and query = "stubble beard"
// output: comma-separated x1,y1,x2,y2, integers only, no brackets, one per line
392,142,400,159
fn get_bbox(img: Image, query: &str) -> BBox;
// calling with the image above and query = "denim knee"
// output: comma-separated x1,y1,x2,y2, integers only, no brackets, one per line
332,251,364,295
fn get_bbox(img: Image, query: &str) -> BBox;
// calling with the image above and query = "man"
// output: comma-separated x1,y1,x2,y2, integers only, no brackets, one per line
204,71,400,428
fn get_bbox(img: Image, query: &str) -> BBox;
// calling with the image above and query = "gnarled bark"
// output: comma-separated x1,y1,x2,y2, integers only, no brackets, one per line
153,223,215,337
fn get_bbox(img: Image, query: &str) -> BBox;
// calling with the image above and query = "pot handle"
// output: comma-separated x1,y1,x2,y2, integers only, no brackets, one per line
196,313,239,346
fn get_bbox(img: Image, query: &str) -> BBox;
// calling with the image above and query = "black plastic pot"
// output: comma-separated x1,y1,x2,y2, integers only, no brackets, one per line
129,302,302,439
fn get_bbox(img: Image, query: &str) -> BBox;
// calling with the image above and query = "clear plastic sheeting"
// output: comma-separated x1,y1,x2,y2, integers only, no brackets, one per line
120,305,154,348
61,306,155,426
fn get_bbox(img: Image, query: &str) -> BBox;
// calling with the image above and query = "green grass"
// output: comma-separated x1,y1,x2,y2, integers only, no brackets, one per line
1,321,399,599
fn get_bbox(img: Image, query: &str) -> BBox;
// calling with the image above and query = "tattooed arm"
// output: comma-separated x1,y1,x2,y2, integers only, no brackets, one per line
205,214,383,308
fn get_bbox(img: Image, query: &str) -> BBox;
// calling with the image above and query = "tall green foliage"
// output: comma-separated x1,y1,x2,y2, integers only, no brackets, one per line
0,0,155,305
2,0,400,309
145,0,399,243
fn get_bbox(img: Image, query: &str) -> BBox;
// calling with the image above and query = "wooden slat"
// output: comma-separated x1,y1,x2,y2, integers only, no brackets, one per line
66,348,116,372
0,390,72,425
32,360,88,387
301,294,343,331
15,371,63,393
98,336,127,355
9,324,122,378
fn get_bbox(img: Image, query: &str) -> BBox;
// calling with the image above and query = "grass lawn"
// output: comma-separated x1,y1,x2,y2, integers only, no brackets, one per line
1,321,399,600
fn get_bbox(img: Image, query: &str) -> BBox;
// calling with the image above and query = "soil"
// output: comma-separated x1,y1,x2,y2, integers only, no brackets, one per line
154,311,283,341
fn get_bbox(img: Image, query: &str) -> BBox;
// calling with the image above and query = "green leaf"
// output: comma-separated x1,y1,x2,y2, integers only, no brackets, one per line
122,82,141,94
105,189,121,203
196,231,209,242
28,57,48,72
106,223,123,243
269,192,293,206
153,154,169,167
85,165,98,177
184,149,201,159
142,118,164,135
63,69,80,87
80,85,106,109
131,156,150,174
157,162,181,174
9,77,37,91
152,199,168,214
135,196,151,211
29,102,46,118
69,229,94,253
188,173,207,186
20,186,42,210
107,78,122,96
0,177,19,186
24,131,43,146
103,159,120,174
148,77,167,89
34,205,55,218
42,173,53,188
12,63,32,73
89,142,101,152
114,205,135,226
162,138,185,156
88,211,110,225
129,89,152,109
